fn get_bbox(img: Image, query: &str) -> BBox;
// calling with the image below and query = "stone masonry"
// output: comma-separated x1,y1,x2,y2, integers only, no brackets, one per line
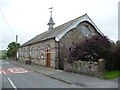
18,38,58,68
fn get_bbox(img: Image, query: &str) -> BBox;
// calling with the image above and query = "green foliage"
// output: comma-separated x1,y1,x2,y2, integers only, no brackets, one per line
105,41,120,70
105,70,120,79
7,42,20,57
115,42,120,69
7,42,20,50
69,35,119,70
69,35,111,63
7,48,17,57
0,50,7,59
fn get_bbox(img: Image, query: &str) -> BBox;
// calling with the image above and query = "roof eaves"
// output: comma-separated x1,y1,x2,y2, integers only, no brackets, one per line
55,14,104,42
19,37,55,48
86,15,104,36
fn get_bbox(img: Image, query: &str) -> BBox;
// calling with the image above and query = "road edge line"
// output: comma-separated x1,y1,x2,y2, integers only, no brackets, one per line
7,78,17,90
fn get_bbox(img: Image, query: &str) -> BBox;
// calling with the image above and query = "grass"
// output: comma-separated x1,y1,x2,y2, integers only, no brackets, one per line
105,70,120,80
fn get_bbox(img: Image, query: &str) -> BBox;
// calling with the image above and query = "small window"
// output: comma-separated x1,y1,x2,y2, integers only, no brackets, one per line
41,54,44,60
46,44,50,49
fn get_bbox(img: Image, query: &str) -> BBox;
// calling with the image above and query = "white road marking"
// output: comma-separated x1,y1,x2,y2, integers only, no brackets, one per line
8,68,28,73
7,78,17,90
0,70,2,74
2,70,6,75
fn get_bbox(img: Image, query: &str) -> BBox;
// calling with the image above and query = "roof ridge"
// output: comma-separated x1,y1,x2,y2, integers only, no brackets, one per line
20,14,88,47
54,14,87,29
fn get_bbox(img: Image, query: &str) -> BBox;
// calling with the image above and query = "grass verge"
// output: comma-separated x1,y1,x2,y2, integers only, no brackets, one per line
105,70,120,80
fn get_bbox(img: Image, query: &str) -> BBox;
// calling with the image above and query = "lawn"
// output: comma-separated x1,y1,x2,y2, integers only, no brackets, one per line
105,70,120,80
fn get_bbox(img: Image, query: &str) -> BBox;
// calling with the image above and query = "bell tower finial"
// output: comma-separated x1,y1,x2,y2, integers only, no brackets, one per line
49,7,53,17
47,7,55,31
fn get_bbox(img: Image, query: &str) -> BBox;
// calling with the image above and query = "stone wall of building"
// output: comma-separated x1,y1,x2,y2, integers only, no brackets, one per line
64,59,105,78
18,38,58,68
59,21,99,69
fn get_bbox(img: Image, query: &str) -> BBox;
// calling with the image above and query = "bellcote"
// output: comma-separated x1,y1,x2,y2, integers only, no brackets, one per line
47,7,55,31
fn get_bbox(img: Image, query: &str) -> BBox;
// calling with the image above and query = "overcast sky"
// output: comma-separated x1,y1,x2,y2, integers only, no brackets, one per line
0,0,119,50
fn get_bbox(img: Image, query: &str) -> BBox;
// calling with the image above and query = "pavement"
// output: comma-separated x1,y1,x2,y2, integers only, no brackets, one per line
7,59,119,88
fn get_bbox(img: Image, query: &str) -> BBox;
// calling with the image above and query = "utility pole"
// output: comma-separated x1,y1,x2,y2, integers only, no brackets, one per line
16,35,18,45
16,35,18,61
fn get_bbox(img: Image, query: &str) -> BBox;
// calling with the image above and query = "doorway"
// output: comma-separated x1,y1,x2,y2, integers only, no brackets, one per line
46,49,51,67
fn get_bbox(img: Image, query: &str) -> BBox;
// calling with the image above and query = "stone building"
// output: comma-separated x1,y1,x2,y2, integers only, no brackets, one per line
18,13,104,70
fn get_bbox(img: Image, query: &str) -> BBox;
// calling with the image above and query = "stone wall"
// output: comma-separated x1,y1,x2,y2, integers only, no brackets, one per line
18,38,58,69
64,59,105,78
59,21,99,69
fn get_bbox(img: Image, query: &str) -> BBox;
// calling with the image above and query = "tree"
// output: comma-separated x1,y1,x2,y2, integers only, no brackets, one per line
7,42,20,57
69,35,111,63
114,41,120,70
105,40,120,70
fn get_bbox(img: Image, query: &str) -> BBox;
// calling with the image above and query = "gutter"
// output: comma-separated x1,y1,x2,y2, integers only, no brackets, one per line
19,37,55,48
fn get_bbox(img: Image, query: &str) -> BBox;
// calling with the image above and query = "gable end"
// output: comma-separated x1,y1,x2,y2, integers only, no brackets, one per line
55,14,104,42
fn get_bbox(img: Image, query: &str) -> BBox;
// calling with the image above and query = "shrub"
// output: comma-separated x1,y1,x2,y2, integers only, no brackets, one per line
69,35,111,63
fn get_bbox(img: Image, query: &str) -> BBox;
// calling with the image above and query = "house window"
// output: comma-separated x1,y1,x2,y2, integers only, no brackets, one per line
24,48,26,58
31,47,34,58
38,48,41,59
34,47,37,58
30,48,32,57
26,48,29,58
33,48,35,58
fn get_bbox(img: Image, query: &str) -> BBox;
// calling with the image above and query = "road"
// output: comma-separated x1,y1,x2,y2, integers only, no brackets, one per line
1,60,76,89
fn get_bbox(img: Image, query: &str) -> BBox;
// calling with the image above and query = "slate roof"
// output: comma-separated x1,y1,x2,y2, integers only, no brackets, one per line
21,14,103,47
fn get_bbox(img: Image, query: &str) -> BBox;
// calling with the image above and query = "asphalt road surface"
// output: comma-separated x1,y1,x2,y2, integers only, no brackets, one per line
1,60,76,89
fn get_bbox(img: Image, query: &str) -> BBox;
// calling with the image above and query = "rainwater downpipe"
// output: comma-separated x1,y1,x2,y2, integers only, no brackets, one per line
58,41,60,69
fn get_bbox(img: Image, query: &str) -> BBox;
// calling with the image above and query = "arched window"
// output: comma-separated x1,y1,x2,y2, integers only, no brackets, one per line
34,46,36,58
30,47,34,58
38,47,41,59
32,47,34,58
26,48,29,58
23,48,25,58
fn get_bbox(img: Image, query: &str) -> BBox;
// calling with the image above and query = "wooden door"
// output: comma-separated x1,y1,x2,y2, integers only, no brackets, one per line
46,52,51,67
